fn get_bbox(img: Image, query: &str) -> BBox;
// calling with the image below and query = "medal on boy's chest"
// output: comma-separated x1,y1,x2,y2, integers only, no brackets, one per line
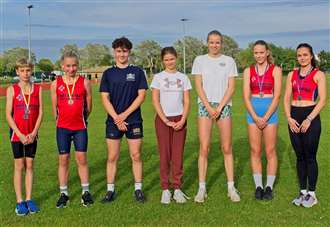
21,85,32,120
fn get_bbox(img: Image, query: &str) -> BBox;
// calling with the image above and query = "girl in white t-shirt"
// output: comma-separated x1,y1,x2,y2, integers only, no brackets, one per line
151,47,192,204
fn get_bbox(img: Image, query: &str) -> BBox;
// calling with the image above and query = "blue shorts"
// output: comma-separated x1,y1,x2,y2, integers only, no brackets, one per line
56,128,88,154
247,97,278,124
106,122,143,139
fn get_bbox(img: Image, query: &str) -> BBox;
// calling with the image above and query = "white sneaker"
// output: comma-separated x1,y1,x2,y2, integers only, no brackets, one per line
227,187,240,202
161,190,171,204
194,188,207,203
302,194,318,208
173,189,190,203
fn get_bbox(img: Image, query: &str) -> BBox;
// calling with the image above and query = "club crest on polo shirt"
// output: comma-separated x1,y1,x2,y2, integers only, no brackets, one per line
126,73,135,81
16,94,23,101
58,85,65,91
219,62,226,67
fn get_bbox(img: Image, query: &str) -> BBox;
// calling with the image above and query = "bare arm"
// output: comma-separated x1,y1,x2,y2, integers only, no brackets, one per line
5,86,28,144
173,89,190,130
284,72,300,133
50,80,58,121
194,75,215,117
243,67,258,119
84,79,92,118
152,88,171,124
263,66,282,120
28,87,43,143
216,77,235,115
100,92,118,119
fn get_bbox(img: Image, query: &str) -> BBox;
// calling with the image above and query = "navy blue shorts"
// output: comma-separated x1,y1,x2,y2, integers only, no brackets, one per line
11,141,37,159
56,127,88,154
106,122,143,139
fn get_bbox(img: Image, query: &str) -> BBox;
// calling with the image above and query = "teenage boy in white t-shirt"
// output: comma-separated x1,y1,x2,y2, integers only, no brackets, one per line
151,47,192,204
192,30,240,203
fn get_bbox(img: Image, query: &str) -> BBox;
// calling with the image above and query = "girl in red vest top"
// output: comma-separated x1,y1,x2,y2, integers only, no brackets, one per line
243,40,282,201
284,43,327,208
50,51,93,208
6,59,43,215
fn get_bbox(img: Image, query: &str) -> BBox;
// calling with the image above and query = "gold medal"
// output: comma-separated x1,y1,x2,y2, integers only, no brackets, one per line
68,99,74,105
20,84,32,120
63,76,78,105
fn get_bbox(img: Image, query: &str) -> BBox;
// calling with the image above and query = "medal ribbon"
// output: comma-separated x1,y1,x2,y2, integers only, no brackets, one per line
255,64,269,95
64,76,78,101
297,67,313,99
20,84,31,112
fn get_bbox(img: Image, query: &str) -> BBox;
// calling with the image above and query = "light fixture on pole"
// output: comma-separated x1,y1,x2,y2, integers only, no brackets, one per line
180,18,188,74
27,5,33,61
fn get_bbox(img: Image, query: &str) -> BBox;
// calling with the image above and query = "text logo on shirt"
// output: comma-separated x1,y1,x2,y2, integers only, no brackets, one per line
164,78,182,88
126,73,136,82
219,62,226,67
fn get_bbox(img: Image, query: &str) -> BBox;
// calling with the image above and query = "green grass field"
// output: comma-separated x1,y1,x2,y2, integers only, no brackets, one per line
0,78,329,226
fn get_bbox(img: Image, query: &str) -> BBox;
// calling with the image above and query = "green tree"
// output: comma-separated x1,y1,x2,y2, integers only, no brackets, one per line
222,35,241,60
80,43,112,68
38,58,54,72
2,47,36,72
174,36,207,73
60,44,79,56
318,50,330,71
132,40,162,76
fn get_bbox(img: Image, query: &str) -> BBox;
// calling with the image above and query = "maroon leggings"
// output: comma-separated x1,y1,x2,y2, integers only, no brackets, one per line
155,115,187,190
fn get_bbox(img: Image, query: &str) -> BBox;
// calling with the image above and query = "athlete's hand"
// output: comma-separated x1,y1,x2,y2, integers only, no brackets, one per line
288,117,300,133
214,105,224,120
300,118,311,133
114,113,127,125
173,119,186,131
117,121,128,131
255,116,267,130
27,131,37,144
165,121,175,127
207,107,218,120
18,133,28,145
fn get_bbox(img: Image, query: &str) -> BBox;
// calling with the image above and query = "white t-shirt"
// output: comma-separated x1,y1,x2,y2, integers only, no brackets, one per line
150,71,192,117
191,54,238,105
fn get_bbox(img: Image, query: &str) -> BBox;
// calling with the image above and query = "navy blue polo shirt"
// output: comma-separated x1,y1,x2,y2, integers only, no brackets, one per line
99,65,148,124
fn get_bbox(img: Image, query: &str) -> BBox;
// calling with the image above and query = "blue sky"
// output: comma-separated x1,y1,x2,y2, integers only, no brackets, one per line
1,0,329,61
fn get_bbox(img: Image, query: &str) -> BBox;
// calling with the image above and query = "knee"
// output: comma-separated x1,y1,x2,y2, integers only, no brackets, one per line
76,156,87,166
221,144,232,156
199,145,209,158
15,162,25,171
265,147,277,160
130,152,141,163
59,156,69,167
107,154,119,164
25,161,34,171
250,146,261,158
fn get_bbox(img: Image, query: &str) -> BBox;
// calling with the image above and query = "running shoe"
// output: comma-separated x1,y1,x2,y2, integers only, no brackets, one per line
15,201,29,216
255,186,264,200
56,193,69,208
302,194,318,208
292,192,305,206
81,191,94,207
263,186,273,201
26,200,40,213
134,189,145,203
228,187,241,202
173,189,190,203
160,190,171,204
194,188,207,203
101,191,116,204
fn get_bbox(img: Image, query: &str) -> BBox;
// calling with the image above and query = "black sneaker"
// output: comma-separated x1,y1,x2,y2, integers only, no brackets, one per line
56,193,69,208
101,191,116,204
263,186,273,200
134,189,145,203
255,187,264,200
81,191,94,207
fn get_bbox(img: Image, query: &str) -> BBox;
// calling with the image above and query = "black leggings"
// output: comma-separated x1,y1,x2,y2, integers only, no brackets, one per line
288,105,321,191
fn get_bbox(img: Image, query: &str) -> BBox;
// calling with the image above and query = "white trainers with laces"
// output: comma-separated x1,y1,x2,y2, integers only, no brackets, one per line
194,188,207,203
302,194,318,208
227,187,240,202
173,189,190,203
161,190,171,204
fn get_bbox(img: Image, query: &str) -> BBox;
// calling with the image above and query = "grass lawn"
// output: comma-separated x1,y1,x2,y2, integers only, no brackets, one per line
0,78,329,226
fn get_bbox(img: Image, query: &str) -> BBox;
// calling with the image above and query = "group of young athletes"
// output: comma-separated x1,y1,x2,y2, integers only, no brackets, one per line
6,30,327,216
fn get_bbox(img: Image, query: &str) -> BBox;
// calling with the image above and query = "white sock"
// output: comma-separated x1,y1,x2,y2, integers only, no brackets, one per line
135,182,142,191
300,189,307,195
107,183,115,192
199,182,206,190
266,175,276,189
253,173,263,189
308,191,316,197
81,183,89,194
227,181,234,190
60,186,68,196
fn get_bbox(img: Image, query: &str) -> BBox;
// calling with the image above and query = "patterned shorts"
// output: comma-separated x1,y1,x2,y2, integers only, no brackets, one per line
198,102,232,120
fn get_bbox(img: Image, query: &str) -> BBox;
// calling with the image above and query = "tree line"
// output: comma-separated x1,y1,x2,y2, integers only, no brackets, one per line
1,35,329,77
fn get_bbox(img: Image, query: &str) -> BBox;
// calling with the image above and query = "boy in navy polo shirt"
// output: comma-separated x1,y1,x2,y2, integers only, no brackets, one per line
100,37,148,203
